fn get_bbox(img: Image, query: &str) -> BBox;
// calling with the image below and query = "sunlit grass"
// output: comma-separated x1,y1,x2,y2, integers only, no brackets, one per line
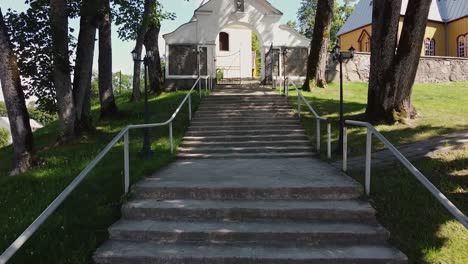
284,82,468,157
0,90,204,263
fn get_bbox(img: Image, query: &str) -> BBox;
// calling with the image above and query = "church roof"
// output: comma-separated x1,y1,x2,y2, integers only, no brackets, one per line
337,0,468,36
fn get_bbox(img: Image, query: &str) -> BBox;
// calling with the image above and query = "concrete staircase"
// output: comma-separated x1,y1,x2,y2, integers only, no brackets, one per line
94,85,407,264
178,86,315,159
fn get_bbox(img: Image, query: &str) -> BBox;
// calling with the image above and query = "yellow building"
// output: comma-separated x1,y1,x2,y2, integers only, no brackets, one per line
337,0,468,57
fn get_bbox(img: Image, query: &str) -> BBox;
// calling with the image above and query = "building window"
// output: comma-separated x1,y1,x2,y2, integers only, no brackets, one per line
425,38,435,56
358,30,371,52
458,34,467,57
235,0,245,12
219,32,230,51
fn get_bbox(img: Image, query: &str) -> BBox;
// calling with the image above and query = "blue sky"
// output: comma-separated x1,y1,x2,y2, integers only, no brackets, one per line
0,0,303,74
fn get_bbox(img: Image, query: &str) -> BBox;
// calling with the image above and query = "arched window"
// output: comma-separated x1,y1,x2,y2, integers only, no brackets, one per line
235,0,245,12
219,32,230,51
458,34,467,57
425,38,435,56
358,30,371,52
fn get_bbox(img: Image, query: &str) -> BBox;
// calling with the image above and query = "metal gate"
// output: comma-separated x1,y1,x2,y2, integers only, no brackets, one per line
216,50,242,85
263,44,280,87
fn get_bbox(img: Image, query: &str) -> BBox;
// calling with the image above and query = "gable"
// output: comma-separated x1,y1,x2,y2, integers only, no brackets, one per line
196,0,282,16
338,0,468,36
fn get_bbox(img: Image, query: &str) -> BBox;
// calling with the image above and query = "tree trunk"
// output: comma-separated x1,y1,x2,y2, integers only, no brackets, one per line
73,0,97,131
131,0,153,101
144,21,162,95
50,0,76,140
366,0,432,124
0,9,34,175
98,0,118,118
303,0,334,91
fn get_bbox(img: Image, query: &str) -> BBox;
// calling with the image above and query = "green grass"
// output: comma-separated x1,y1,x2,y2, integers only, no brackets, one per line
0,90,204,263
349,147,468,264
285,82,468,158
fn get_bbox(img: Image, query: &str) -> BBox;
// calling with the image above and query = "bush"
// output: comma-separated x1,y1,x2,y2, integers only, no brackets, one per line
0,101,56,125
0,102,6,116
0,128,10,148
217,69,224,81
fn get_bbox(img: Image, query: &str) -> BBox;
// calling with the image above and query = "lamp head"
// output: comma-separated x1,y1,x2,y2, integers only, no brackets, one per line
348,46,356,58
146,49,154,59
131,50,139,61
333,42,341,56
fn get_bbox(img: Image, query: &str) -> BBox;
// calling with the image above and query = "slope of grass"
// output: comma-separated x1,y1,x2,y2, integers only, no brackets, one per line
349,147,468,264
285,82,468,157
0,90,204,263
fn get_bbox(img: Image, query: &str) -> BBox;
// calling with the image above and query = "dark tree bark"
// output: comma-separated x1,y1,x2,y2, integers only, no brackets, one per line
0,9,34,175
366,0,432,124
98,0,119,118
131,0,153,101
303,0,334,91
144,20,162,95
50,0,76,140
73,0,97,131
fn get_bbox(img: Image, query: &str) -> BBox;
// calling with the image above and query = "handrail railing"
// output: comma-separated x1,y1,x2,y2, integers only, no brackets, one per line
344,120,468,229
0,76,212,263
285,78,332,159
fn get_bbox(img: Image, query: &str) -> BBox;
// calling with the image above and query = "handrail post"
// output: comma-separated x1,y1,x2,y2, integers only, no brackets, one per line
124,131,130,194
327,122,331,159
198,79,202,99
169,122,174,154
316,119,321,152
297,96,301,118
365,128,372,195
343,126,348,172
188,94,192,121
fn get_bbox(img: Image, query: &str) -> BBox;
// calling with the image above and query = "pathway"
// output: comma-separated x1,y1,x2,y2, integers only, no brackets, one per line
332,130,468,171
94,84,407,263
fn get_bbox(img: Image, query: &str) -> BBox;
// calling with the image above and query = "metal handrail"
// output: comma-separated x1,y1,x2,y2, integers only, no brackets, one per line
344,120,468,229
0,76,212,263
285,78,332,159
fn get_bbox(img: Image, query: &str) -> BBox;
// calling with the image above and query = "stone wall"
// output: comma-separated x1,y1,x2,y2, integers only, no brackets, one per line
326,53,468,83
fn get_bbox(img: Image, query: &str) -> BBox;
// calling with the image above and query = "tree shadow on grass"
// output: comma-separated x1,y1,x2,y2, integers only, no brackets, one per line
348,150,467,264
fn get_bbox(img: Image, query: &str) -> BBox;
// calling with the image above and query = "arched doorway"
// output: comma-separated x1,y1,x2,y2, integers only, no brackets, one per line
214,22,265,84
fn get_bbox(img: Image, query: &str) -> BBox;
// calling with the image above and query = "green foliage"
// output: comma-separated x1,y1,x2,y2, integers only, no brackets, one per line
5,0,79,113
112,72,133,94
251,32,261,78
0,90,205,263
285,20,298,30
0,102,56,125
112,0,177,42
0,128,10,148
216,69,224,81
297,0,356,44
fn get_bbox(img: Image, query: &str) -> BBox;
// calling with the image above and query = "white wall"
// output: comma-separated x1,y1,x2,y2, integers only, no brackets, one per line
215,26,253,79
164,0,310,80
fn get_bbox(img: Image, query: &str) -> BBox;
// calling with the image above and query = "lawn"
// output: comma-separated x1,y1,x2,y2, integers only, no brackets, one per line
349,147,468,264
285,82,468,158
0,90,204,263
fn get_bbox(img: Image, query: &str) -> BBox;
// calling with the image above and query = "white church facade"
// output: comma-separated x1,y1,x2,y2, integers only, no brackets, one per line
163,0,310,89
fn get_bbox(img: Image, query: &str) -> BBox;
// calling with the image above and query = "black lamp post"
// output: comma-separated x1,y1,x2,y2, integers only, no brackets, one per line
332,42,355,153
281,47,289,96
132,49,154,158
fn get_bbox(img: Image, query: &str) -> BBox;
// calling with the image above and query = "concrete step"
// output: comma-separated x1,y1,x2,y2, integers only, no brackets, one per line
190,120,300,126
194,113,296,119
196,108,293,114
198,105,291,110
180,140,311,148
178,146,314,154
122,199,377,223
186,129,305,137
94,241,407,264
192,116,299,122
176,152,316,159
132,184,361,201
188,124,303,132
108,220,390,246
182,134,309,142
